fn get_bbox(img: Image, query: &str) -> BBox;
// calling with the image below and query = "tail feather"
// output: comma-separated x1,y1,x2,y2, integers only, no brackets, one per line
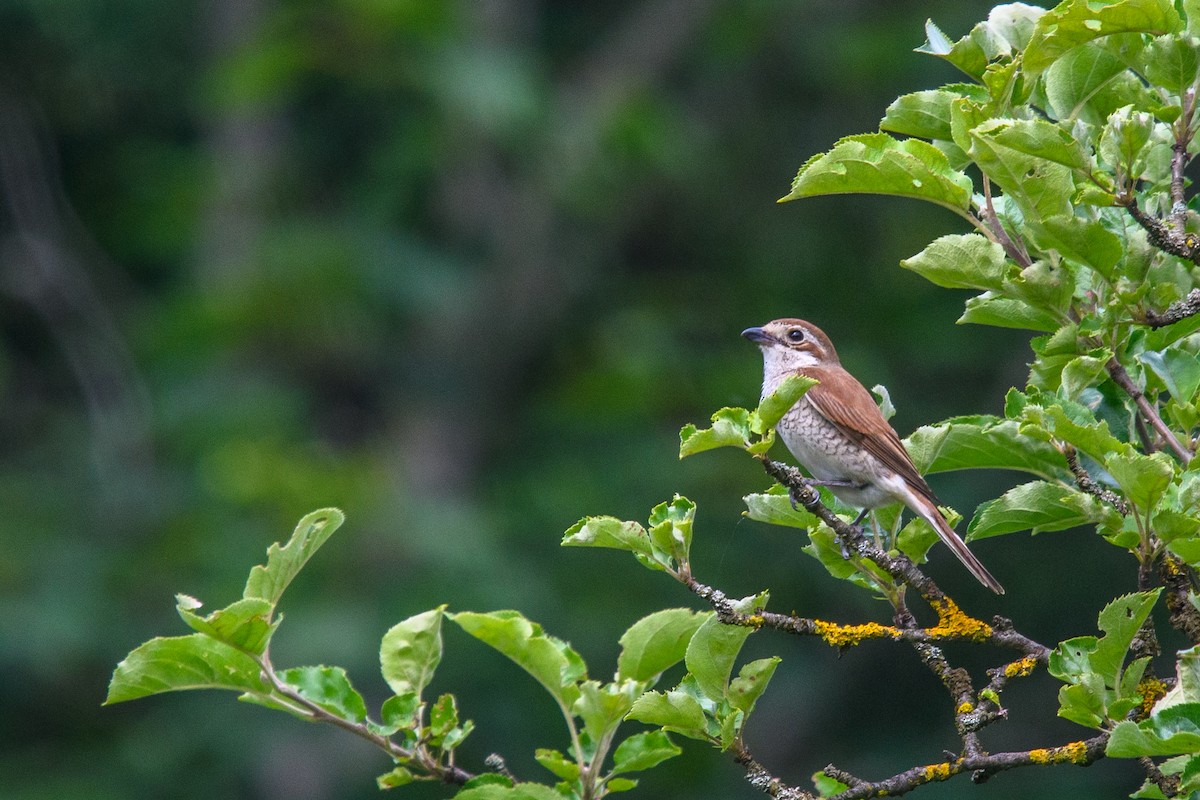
896,485,1004,594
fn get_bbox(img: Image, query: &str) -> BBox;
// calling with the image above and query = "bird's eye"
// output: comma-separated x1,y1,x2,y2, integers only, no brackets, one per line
787,329,805,343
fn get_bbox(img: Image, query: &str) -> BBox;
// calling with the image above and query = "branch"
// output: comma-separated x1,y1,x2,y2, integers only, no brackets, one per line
1105,358,1193,464
729,735,1107,800
1143,287,1200,329
1160,554,1200,644
1119,195,1200,264
1064,446,1131,515
682,574,1048,658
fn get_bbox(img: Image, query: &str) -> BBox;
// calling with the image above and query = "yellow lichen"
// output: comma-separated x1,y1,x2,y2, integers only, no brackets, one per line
811,619,900,648
927,597,992,641
956,701,974,715
1002,655,1039,679
1138,677,1167,718
1058,740,1089,763
744,614,766,628
1027,748,1050,764
921,762,953,782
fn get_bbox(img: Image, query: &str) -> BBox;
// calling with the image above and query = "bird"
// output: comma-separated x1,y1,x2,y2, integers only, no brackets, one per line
742,318,1003,594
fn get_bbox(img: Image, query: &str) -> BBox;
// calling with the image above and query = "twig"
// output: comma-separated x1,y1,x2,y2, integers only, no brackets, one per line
1119,195,1200,264
1106,358,1193,463
1144,287,1200,329
1138,756,1181,799
731,740,817,800
1160,555,1200,644
978,175,1032,268
1064,446,1130,515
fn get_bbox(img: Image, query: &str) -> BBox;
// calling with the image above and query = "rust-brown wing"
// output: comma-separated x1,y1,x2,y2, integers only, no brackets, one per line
797,366,941,505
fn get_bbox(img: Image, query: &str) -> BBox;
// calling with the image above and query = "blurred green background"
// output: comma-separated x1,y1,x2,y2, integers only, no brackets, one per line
0,1,1155,798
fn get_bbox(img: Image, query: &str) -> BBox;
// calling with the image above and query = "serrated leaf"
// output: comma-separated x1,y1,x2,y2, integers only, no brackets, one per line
574,680,638,744
1036,216,1124,282
376,766,415,790
562,517,657,565
904,416,1069,479
450,611,585,707
959,291,1062,332
685,611,757,703
752,375,818,433
1144,33,1200,92
106,634,266,704
900,233,1007,291
982,118,1091,170
1062,351,1113,400
1024,0,1183,76
1106,451,1175,510
626,690,709,739
617,608,710,682
611,730,682,775
647,495,695,567
728,657,780,716
781,133,974,215
279,665,367,723
534,748,580,781
380,607,444,698
1044,42,1127,122
968,122,1075,221
679,407,752,457
1092,590,1161,686
967,481,1108,540
175,596,276,655
880,89,956,140
243,509,344,608
1141,348,1200,404
1109,717,1200,757
743,491,823,529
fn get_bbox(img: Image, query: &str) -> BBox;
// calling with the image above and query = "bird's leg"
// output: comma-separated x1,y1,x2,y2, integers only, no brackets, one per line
840,507,870,559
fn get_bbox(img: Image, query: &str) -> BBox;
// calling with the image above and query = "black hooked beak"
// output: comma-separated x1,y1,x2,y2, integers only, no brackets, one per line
741,326,773,345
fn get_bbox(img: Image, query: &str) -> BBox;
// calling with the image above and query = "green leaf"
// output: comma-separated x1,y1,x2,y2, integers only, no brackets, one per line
967,481,1109,540
278,665,367,723
679,407,752,457
374,693,419,734
106,634,266,704
574,680,638,744
454,782,568,800
900,233,1007,291
626,690,709,740
376,766,415,790
880,89,956,140
1144,33,1200,93
1061,351,1113,401
781,133,974,215
617,608,710,682
1024,0,1183,76
904,416,1068,479
611,730,682,775
1109,717,1200,757
967,122,1075,220
743,488,822,529
1105,451,1175,510
981,118,1091,170
647,495,696,567
1141,347,1200,404
1099,106,1156,176
959,291,1061,332
534,749,580,781
1044,42,1126,122
1002,260,1075,316
1035,216,1123,282
728,657,780,716
450,610,585,707
380,607,444,698
1091,591,1161,686
175,595,276,655
562,516,657,566
243,509,345,609
752,374,818,434
685,608,758,703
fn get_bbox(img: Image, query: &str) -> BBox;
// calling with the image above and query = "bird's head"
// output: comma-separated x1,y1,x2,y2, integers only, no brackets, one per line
741,318,840,373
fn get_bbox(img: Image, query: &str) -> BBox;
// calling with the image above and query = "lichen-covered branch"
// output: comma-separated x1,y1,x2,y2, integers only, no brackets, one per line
1143,287,1200,329
1160,555,1200,644
1119,195,1200,265
1064,446,1131,515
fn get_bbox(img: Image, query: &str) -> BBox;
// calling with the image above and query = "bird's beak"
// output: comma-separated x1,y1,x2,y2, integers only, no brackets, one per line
741,326,772,345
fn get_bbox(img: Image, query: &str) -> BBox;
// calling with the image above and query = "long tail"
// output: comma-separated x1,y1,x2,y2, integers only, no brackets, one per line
897,486,1004,594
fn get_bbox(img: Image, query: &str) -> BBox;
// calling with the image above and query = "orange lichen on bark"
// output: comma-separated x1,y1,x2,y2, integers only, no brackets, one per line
811,619,900,648
927,597,992,641
1002,655,1039,679
1138,676,1167,718
1029,741,1090,765
920,761,954,783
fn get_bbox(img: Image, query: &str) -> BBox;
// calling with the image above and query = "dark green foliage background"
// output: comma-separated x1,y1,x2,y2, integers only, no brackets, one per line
0,1,1139,798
